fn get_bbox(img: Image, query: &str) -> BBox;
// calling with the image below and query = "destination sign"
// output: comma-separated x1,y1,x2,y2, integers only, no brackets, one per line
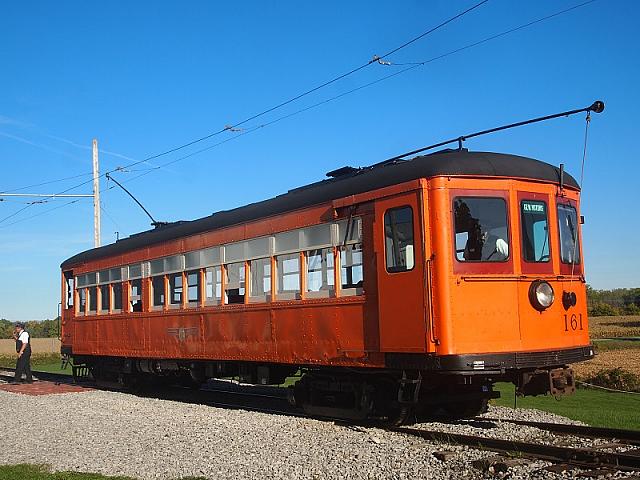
522,201,545,213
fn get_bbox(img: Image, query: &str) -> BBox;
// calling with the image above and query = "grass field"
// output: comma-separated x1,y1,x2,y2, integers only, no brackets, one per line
0,353,71,375
570,315,640,378
588,314,640,338
493,382,640,430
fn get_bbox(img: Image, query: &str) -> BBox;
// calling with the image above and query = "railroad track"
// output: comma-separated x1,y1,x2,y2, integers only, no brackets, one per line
2,369,639,474
477,416,640,445
393,427,640,473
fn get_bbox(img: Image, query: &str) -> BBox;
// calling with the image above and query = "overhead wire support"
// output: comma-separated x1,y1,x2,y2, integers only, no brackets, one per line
105,173,167,228
377,101,605,166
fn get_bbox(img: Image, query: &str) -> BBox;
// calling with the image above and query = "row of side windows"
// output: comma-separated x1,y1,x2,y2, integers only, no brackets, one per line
70,219,363,315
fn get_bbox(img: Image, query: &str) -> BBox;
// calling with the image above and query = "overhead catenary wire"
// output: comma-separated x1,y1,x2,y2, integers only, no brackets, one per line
134,0,489,166
121,0,600,184
0,2,488,226
0,0,598,228
0,172,94,194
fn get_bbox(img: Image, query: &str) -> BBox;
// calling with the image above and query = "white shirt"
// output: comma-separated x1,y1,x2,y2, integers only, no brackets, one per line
18,331,29,344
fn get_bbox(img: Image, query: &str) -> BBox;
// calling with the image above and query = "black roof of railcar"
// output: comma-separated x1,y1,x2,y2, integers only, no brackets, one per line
61,149,578,268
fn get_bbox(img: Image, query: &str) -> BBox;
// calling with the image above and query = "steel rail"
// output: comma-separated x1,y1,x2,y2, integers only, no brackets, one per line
393,427,640,472
479,417,640,445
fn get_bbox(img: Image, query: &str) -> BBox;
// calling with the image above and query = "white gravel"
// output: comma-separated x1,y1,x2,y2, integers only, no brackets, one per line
0,389,636,480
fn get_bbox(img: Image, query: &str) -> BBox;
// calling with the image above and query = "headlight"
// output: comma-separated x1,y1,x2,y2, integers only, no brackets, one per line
529,280,554,311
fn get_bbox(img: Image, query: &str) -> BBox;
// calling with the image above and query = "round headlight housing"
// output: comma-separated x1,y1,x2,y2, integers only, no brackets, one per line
529,280,554,311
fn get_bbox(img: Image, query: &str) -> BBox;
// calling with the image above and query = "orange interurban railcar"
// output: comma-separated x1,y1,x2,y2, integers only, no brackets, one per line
60,149,594,423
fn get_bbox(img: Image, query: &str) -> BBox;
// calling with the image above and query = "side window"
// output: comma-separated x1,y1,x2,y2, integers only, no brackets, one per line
130,279,143,312
340,244,363,295
100,285,110,313
384,206,415,272
558,203,581,265
249,258,271,303
152,276,165,309
276,254,300,300
169,273,183,306
112,283,123,311
306,248,335,298
205,266,222,304
88,286,97,313
454,197,509,262
78,289,87,315
187,270,200,304
521,200,550,263
225,262,246,304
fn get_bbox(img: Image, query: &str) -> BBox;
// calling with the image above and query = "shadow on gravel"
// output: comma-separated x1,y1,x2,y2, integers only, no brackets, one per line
444,419,499,429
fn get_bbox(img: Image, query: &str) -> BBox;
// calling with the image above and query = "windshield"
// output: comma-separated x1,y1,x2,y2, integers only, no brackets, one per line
454,197,509,262
557,203,580,264
521,200,550,262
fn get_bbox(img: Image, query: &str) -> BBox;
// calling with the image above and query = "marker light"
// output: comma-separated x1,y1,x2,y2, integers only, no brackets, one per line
529,280,554,311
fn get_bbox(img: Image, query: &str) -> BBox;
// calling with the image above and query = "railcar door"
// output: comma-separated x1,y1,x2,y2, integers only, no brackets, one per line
375,192,427,352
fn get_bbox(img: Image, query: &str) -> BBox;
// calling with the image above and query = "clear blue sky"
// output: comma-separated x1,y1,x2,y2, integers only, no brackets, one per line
0,1,638,320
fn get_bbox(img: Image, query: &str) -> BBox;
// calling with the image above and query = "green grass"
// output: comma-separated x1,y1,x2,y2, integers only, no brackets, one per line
592,338,640,352
0,465,207,480
0,464,135,480
493,382,640,430
0,353,71,375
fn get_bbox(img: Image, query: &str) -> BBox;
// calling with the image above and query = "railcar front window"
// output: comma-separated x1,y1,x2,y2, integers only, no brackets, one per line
521,200,550,262
558,204,581,264
454,197,509,262
384,207,415,273
65,274,74,308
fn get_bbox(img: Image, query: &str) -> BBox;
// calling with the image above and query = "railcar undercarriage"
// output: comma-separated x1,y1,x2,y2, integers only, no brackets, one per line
66,354,577,425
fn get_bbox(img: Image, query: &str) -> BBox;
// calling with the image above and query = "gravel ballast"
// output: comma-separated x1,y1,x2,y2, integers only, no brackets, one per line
0,388,636,480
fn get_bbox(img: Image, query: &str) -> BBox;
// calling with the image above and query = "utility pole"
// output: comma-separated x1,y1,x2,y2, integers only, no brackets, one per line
92,139,101,247
0,139,102,247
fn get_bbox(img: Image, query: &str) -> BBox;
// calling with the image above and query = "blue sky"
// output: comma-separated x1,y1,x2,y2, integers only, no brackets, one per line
0,1,638,320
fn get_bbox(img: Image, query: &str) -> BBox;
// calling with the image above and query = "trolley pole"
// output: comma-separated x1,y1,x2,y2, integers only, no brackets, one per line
92,139,101,248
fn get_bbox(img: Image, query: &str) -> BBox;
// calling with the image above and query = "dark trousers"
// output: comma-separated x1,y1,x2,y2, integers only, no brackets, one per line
15,352,32,382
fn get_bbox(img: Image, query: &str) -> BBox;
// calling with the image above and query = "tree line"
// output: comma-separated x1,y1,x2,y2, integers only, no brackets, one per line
587,286,640,316
0,318,60,339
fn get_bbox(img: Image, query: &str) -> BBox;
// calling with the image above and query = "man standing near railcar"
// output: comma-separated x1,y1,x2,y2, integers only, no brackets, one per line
13,322,33,384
